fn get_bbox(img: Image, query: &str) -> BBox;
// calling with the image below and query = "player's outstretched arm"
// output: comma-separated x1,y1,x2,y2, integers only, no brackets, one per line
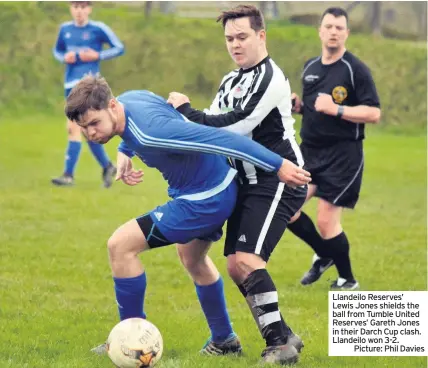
141,117,310,187
168,72,290,135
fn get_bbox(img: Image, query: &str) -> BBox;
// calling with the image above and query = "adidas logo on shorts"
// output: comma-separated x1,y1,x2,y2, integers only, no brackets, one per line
238,234,247,242
154,212,163,221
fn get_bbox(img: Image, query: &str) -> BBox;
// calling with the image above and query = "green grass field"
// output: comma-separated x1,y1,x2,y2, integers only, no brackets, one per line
0,115,426,368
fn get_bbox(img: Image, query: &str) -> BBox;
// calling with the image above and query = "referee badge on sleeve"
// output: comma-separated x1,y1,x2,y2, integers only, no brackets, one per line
332,86,348,104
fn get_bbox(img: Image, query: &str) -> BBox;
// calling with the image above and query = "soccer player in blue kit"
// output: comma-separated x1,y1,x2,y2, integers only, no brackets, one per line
52,1,124,187
65,75,311,356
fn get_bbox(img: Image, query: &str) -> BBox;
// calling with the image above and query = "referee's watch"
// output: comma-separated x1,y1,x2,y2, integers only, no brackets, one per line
336,105,344,118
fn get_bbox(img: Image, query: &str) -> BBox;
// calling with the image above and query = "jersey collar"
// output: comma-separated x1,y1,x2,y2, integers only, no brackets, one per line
240,55,270,74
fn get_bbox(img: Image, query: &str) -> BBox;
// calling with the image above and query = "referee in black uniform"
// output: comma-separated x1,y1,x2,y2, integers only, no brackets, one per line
168,5,310,364
288,7,381,290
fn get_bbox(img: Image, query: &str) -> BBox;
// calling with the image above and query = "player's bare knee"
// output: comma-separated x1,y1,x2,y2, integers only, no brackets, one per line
235,252,265,280
226,257,241,284
317,216,340,238
107,230,137,262
67,120,81,140
107,233,124,262
68,130,81,141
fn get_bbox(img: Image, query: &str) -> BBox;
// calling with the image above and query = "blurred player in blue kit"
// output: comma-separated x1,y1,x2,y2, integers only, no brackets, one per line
64,75,311,355
52,1,124,187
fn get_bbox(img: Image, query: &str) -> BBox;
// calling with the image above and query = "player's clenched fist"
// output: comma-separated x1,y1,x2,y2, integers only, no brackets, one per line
64,51,77,64
167,92,190,109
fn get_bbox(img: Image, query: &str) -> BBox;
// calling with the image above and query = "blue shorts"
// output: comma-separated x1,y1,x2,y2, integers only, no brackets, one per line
65,88,72,98
142,177,238,245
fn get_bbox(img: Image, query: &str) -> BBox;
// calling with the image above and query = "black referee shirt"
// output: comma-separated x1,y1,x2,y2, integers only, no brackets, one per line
300,51,380,147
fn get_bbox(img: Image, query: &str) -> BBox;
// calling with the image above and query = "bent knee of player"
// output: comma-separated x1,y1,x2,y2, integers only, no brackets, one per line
107,232,127,263
108,221,148,261
226,255,242,284
235,252,266,279
67,120,81,139
317,215,342,238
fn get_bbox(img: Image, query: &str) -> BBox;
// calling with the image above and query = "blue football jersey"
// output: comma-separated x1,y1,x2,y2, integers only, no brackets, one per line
117,91,284,199
53,20,124,90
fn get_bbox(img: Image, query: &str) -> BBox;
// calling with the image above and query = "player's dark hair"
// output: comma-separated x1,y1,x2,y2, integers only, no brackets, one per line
65,75,113,122
217,5,265,31
321,7,349,26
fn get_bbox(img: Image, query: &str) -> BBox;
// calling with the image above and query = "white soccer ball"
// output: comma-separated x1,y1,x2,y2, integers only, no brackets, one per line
107,318,163,368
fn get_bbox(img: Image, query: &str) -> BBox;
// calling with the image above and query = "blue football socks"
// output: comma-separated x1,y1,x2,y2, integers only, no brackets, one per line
195,277,234,343
64,141,82,176
114,273,147,321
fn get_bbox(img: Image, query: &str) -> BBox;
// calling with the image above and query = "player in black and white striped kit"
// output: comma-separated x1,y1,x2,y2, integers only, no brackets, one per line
168,5,307,365
289,7,381,290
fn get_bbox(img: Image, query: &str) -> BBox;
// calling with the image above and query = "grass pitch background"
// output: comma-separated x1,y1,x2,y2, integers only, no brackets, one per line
0,116,426,367
0,2,426,367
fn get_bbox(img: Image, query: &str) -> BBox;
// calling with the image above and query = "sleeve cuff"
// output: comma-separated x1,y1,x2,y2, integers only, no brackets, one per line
362,102,381,108
273,155,284,172
176,102,192,115
118,147,135,158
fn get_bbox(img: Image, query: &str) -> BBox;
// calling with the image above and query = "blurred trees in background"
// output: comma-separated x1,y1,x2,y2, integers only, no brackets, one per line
1,1,426,131
148,1,427,41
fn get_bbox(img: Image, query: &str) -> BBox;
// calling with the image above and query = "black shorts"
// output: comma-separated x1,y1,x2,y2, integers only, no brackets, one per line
136,214,171,248
301,140,364,209
224,179,307,262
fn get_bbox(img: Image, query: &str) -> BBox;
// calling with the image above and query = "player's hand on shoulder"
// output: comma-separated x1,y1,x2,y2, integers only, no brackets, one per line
115,151,144,186
79,48,100,62
291,93,302,113
314,93,338,116
64,51,77,64
277,159,311,188
167,92,190,108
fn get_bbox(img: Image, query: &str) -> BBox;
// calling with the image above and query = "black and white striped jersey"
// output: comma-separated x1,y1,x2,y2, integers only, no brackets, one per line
176,56,303,185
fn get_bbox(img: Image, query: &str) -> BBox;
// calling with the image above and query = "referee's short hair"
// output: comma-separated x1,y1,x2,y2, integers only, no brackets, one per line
65,75,113,122
321,7,349,26
217,5,265,31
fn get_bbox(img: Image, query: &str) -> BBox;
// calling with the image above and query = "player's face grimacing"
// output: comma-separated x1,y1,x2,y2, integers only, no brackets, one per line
77,100,119,144
224,17,266,69
319,14,349,52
